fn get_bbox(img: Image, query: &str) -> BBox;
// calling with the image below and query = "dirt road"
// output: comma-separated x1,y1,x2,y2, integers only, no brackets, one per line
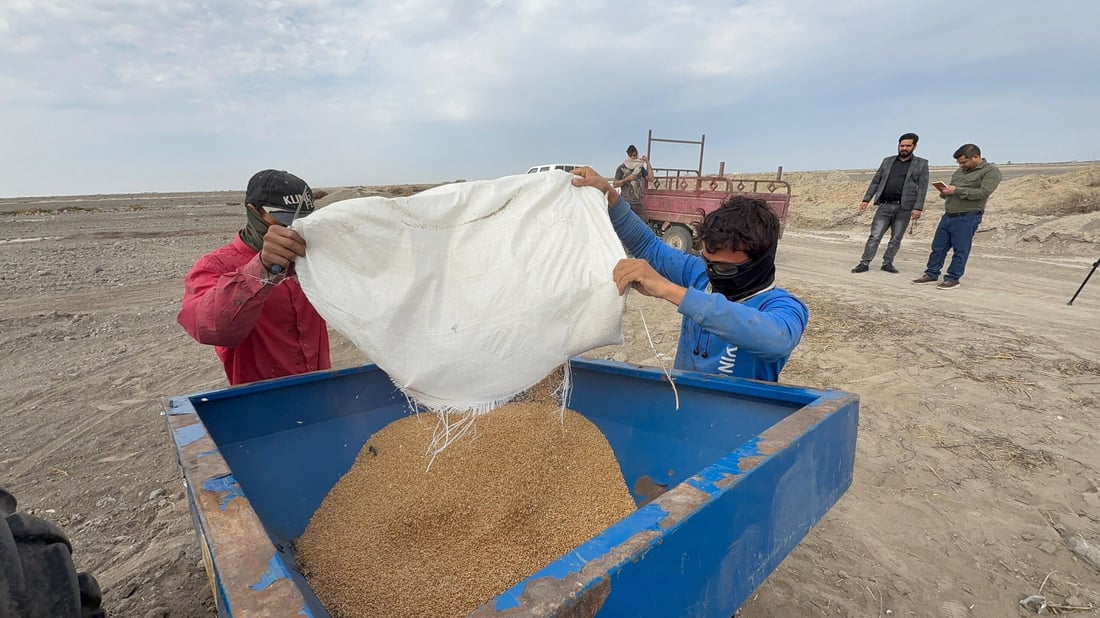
2,183,1098,616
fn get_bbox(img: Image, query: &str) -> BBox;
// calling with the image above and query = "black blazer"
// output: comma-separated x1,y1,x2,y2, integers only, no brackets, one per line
862,155,929,211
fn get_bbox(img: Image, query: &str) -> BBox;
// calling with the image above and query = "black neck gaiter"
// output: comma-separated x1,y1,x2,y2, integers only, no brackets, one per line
240,206,269,252
706,248,777,302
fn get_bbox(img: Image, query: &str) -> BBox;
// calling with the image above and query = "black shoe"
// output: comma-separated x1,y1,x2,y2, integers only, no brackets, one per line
880,263,899,274
851,263,869,273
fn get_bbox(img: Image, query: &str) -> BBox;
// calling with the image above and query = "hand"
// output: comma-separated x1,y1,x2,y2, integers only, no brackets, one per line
571,167,620,208
911,209,922,221
859,201,869,212
941,185,957,196
612,259,687,305
259,224,306,273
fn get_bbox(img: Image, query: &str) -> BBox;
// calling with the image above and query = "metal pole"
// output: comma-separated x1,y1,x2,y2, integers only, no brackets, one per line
697,134,706,176
1067,258,1100,306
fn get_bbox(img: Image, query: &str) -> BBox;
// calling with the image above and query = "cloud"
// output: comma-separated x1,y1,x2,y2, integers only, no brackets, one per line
3,1,858,122
1,0,1098,195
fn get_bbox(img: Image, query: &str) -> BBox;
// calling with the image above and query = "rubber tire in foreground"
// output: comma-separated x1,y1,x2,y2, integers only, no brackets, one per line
0,486,105,617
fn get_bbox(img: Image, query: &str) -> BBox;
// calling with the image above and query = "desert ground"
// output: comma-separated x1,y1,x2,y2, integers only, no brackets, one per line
1,163,1099,617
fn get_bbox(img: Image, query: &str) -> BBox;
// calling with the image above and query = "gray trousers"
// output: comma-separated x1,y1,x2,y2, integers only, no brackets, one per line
859,202,912,266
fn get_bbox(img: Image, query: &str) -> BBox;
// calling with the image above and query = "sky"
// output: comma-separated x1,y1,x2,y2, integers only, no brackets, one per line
2,0,1099,197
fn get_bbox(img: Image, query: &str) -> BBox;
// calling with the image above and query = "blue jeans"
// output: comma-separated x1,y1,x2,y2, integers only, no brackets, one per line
924,212,983,282
859,202,911,266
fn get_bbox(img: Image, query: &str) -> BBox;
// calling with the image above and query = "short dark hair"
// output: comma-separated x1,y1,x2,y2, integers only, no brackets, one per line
626,145,638,156
953,144,981,159
700,196,780,258
899,132,919,144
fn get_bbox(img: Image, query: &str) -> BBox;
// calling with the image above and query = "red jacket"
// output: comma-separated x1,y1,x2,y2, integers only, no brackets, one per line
177,234,330,385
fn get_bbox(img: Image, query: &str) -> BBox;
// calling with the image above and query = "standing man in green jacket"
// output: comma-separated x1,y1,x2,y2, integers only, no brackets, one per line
913,144,1002,290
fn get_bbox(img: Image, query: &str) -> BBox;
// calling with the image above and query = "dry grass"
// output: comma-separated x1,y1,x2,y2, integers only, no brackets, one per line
935,433,1057,471
784,285,912,344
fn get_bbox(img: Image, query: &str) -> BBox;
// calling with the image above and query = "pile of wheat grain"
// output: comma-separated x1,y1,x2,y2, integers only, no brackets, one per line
296,402,637,617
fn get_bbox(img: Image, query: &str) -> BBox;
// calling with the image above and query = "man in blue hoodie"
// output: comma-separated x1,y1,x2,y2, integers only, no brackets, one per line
573,167,808,382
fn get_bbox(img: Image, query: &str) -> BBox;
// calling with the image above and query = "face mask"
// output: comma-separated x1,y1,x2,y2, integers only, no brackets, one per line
705,247,776,302
240,205,270,252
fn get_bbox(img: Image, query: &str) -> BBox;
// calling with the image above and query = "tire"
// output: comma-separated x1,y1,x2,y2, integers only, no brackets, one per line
661,225,695,253
0,486,105,617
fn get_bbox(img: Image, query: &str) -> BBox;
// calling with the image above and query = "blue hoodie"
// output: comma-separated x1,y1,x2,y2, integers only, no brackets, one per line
610,199,808,382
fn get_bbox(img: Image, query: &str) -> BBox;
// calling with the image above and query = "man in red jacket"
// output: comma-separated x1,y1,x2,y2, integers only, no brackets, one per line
178,169,330,385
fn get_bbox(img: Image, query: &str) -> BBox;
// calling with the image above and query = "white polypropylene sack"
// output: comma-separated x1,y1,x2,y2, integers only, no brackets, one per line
293,171,626,412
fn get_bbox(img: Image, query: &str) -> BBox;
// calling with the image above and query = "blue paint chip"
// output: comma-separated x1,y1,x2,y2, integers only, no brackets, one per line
165,398,193,416
173,423,207,447
196,448,218,459
250,555,291,592
731,435,763,460
687,436,762,493
201,475,244,510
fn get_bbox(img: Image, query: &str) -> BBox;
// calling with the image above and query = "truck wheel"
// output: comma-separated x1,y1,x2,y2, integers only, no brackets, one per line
661,225,695,253
0,486,105,617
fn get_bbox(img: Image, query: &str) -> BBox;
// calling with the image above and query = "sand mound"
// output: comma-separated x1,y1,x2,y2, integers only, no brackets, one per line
315,183,447,208
308,164,1100,255
996,166,1100,217
783,171,870,230
780,164,1100,254
1017,210,1100,247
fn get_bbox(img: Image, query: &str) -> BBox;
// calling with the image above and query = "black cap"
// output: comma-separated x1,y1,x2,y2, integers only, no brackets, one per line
246,169,314,225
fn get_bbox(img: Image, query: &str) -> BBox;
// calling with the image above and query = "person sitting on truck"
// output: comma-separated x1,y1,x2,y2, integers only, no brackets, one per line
612,145,651,209
177,169,330,385
572,167,808,382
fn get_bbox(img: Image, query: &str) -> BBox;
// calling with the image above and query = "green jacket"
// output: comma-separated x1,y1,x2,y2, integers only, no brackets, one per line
944,160,1002,214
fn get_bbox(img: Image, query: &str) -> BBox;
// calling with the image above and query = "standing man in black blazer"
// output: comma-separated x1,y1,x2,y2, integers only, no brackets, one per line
851,133,929,274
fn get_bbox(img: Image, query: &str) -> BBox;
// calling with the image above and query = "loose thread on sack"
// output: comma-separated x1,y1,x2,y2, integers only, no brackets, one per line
554,362,573,427
424,409,480,471
403,392,427,427
244,272,292,286
396,364,580,470
395,388,480,472
637,306,680,411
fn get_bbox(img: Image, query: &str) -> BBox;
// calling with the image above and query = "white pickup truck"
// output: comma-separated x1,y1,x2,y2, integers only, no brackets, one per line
525,163,588,174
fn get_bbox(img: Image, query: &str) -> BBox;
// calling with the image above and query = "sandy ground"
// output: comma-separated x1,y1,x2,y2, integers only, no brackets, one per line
1,164,1099,617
